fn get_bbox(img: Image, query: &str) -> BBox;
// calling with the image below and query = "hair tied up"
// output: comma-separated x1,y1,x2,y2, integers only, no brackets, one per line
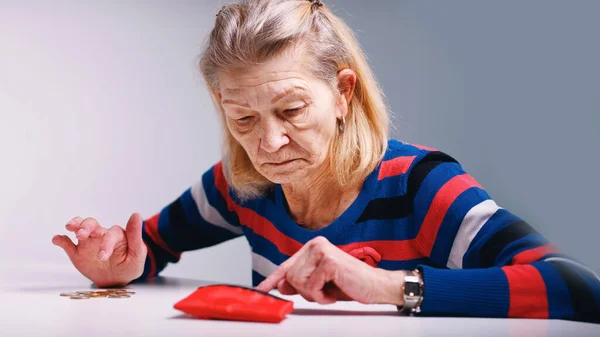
308,0,324,8
216,5,226,17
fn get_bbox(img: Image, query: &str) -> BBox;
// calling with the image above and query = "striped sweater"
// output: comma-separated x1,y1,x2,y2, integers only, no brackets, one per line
135,139,600,323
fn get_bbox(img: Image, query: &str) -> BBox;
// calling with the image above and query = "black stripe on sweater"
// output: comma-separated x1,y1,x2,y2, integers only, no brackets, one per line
356,151,458,223
479,220,537,267
168,198,189,231
549,260,600,323
168,198,221,249
406,151,459,197
141,225,178,263
356,195,412,222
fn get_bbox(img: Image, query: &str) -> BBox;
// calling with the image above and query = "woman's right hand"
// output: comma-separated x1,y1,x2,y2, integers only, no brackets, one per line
52,212,148,288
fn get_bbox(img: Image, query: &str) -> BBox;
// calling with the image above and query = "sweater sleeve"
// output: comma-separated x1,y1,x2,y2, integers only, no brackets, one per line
406,151,600,323
133,162,243,281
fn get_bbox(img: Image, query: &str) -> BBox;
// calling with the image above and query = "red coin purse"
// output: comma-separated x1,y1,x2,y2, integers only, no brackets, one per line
173,284,294,323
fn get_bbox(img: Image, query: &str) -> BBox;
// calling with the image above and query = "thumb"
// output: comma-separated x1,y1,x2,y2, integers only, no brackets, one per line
125,212,145,257
52,235,77,260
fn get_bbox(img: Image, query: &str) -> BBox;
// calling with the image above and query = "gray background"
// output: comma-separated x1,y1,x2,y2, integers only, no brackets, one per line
1,0,598,285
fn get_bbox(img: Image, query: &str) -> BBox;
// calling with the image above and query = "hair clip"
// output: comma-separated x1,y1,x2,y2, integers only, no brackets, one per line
216,5,226,17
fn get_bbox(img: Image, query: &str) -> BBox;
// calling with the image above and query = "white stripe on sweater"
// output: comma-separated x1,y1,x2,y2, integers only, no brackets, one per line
190,179,243,235
252,252,279,278
447,199,502,269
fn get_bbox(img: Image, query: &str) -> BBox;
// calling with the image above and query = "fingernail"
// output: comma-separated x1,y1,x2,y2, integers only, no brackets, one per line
76,229,85,237
98,250,106,260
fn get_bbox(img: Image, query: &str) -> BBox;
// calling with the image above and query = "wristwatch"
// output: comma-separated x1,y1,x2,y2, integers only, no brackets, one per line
398,268,424,315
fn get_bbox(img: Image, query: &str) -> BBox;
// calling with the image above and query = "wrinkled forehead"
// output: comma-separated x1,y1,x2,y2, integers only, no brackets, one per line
221,76,311,106
217,48,320,104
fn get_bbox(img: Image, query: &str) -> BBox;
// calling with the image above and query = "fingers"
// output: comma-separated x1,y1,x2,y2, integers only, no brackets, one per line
284,244,325,302
277,279,298,295
73,217,106,240
304,258,337,304
98,226,124,261
65,216,83,232
124,212,145,257
52,235,77,260
256,245,307,292
257,237,333,293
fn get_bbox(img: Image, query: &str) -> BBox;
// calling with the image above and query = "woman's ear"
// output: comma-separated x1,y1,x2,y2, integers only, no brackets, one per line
336,69,357,118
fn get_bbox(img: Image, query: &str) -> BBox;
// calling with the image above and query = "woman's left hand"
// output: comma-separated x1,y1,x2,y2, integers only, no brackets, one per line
256,236,406,305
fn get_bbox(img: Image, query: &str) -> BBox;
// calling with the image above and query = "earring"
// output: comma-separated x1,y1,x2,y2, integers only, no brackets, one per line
338,115,346,133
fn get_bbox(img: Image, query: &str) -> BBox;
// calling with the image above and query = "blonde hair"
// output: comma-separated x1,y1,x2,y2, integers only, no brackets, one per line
199,0,389,200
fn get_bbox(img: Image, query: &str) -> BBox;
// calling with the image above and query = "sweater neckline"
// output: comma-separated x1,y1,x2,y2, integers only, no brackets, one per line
272,163,381,243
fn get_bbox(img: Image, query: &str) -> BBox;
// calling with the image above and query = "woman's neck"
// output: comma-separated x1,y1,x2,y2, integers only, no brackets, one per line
281,169,361,230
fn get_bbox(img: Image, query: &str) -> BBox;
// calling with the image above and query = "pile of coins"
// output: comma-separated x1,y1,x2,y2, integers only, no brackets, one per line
59,289,136,300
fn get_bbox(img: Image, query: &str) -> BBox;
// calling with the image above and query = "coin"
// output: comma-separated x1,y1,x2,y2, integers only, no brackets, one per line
107,294,130,299
59,292,80,297
61,289,136,299
69,296,90,300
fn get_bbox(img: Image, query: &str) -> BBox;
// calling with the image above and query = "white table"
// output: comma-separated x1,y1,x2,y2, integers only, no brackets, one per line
1,267,598,337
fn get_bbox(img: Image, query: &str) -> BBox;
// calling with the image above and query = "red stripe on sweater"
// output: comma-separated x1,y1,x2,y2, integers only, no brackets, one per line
144,213,181,259
417,174,482,255
410,143,437,151
502,265,549,318
145,242,157,279
512,243,560,265
378,156,417,180
213,162,303,257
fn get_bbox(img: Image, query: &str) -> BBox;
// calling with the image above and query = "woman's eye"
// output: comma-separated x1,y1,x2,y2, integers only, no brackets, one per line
284,105,306,116
237,116,253,122
234,116,255,127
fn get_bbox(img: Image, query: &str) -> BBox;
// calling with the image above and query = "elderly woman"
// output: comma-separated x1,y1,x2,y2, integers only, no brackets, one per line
52,0,599,323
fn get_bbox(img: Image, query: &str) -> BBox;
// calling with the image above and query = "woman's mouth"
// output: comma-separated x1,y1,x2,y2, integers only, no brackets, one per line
266,159,297,167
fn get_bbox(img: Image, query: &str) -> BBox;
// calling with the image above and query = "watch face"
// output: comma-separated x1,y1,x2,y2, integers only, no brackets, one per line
405,282,420,296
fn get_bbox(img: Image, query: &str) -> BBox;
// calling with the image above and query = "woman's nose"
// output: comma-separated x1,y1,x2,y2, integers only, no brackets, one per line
259,118,289,153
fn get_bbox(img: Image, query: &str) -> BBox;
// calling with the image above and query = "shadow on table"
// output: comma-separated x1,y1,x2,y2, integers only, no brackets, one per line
291,308,402,317
12,276,214,292
169,311,403,323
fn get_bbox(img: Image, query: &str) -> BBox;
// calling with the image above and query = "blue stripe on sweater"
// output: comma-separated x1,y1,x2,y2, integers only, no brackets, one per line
419,265,509,317
202,165,242,228
412,162,468,236
429,187,491,266
532,261,574,319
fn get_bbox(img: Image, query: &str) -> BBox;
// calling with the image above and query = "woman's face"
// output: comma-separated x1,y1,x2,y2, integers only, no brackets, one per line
217,50,351,184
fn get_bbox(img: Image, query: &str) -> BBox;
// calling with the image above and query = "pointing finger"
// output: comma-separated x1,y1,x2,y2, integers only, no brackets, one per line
257,237,329,292
256,246,308,292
